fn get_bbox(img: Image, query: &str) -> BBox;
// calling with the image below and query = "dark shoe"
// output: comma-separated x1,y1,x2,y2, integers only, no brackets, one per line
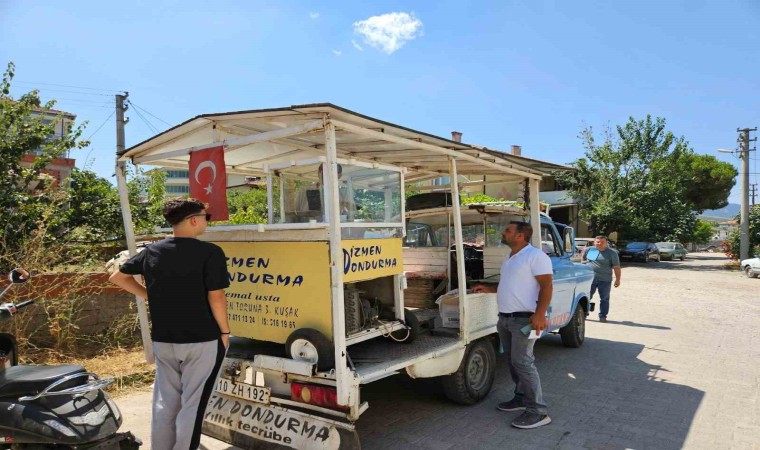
511,411,552,429
497,398,526,412
599,316,607,323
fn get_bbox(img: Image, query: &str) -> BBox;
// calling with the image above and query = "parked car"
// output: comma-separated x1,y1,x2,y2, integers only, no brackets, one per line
656,242,688,261
619,242,661,263
740,257,760,278
699,245,720,252
575,238,595,251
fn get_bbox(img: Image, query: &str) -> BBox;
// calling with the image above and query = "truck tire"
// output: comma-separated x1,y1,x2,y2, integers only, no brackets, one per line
559,306,585,348
285,328,335,371
745,266,757,278
389,309,420,344
442,339,496,405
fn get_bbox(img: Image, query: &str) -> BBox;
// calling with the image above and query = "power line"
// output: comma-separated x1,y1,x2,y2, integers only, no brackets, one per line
82,110,117,167
13,80,119,93
128,102,159,134
128,101,173,127
12,85,115,97
85,110,116,141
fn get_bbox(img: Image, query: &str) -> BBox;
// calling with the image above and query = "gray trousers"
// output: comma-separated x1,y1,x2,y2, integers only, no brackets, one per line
152,339,226,450
497,316,548,415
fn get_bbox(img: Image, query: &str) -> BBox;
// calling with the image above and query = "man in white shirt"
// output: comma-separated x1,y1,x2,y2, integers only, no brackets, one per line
473,221,553,429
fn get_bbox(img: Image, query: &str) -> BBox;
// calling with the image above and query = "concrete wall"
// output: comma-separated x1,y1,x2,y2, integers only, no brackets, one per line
0,273,140,345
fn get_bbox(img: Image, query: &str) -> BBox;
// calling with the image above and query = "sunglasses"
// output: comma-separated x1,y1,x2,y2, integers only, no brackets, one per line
186,213,212,221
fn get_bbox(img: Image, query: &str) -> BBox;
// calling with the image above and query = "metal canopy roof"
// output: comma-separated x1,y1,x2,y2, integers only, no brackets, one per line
119,103,568,182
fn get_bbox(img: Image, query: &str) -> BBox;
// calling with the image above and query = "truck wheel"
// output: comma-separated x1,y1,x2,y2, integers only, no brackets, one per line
559,306,585,348
285,329,335,371
389,309,420,344
680,255,685,261
442,339,496,405
745,266,757,278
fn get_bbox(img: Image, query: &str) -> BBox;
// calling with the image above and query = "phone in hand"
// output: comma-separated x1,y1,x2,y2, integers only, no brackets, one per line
520,324,545,340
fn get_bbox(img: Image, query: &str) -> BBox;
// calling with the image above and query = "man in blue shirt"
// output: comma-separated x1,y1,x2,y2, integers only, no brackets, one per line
582,236,621,323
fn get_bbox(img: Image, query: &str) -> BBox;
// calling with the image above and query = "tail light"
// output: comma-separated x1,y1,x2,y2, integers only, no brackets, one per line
291,382,348,410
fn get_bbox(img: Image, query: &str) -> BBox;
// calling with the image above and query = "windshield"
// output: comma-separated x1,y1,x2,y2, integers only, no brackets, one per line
657,243,675,249
278,162,402,225
626,242,647,249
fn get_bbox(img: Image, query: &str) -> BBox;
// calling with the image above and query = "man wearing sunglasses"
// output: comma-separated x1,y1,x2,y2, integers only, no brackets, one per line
110,197,230,449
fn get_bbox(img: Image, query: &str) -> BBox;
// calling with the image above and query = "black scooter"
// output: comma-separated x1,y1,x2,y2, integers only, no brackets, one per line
0,268,141,449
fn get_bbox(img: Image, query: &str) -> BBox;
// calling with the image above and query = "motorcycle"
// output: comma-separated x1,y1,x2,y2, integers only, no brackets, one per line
0,268,141,449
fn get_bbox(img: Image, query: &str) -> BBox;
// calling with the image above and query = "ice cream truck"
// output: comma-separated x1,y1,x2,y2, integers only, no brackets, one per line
115,104,593,449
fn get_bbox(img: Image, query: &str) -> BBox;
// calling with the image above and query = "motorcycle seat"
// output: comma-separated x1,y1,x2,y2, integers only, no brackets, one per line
0,365,86,398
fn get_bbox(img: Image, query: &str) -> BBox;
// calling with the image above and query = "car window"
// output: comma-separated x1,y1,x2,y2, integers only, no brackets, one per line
540,224,562,257
627,242,646,249
404,223,437,247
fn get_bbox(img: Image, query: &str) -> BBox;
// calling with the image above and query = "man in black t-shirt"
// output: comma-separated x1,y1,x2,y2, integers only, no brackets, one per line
110,197,230,450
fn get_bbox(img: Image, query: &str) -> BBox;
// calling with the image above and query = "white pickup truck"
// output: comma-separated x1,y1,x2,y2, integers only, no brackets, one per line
114,103,595,449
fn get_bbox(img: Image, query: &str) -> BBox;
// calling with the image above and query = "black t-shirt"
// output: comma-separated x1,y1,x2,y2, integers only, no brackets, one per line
120,237,230,343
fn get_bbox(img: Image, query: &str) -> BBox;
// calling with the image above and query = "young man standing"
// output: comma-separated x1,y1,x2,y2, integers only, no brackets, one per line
581,236,621,323
473,221,553,429
110,197,230,449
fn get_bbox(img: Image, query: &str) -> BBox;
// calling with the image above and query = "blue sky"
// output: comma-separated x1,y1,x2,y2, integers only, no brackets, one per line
2,0,759,204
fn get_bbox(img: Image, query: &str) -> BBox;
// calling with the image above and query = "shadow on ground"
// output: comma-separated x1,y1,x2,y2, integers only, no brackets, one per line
357,336,703,450
592,318,671,330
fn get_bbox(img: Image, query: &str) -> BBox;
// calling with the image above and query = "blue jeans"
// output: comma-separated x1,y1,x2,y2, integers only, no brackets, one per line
496,316,548,415
591,278,612,317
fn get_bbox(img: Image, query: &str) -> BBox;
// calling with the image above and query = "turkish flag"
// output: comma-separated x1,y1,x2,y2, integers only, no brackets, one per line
189,146,229,221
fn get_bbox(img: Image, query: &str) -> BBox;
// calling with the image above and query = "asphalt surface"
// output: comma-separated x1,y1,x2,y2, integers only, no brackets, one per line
117,252,760,449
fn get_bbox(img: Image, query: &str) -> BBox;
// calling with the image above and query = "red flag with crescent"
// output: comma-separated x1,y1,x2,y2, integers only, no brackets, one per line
188,146,229,221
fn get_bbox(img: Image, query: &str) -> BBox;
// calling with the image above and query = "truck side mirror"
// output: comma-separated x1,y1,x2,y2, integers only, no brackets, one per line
563,228,575,256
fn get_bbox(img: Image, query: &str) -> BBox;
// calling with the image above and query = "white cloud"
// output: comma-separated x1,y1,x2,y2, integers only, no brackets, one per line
353,12,423,55
351,40,363,51
332,50,342,56
309,12,320,19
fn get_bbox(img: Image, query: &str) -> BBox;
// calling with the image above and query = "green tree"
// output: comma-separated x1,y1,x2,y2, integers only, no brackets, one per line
61,168,124,242
556,116,735,242
1,64,169,269
0,62,88,265
691,220,715,245
725,205,760,259
126,167,168,233
224,186,273,225
677,154,737,212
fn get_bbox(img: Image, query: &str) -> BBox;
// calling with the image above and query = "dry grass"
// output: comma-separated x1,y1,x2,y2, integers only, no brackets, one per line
24,346,156,397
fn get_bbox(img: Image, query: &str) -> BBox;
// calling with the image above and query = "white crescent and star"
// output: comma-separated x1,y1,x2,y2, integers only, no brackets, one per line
194,161,217,195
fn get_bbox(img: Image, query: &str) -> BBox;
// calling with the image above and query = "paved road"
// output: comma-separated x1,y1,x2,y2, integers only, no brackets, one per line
118,252,760,449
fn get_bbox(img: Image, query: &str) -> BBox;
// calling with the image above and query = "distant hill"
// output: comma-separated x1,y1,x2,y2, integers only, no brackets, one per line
701,203,740,219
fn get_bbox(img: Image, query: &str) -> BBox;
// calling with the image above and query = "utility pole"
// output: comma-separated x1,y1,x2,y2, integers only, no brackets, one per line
737,128,756,260
114,92,154,363
115,92,129,154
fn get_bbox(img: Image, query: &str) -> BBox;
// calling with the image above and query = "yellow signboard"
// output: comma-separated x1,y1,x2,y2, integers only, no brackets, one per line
217,241,332,344
342,238,403,282
217,238,402,344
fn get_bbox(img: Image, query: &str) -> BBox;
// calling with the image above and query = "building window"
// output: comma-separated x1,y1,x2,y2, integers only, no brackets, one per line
166,170,189,179
433,176,450,186
166,185,190,194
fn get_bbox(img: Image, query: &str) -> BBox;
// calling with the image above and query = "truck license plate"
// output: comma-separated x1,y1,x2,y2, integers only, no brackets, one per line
216,377,270,404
